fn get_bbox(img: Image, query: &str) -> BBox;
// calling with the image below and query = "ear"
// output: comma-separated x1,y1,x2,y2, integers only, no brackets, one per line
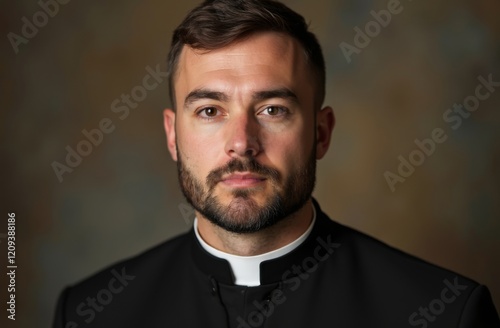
315,106,335,160
163,109,177,161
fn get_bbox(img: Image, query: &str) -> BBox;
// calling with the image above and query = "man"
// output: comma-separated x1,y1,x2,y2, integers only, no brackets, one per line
53,0,500,327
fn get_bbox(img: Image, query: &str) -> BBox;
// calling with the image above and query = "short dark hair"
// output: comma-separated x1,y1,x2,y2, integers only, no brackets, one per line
166,0,326,109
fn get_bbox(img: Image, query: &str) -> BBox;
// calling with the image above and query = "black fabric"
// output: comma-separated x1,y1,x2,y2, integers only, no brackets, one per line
53,200,500,327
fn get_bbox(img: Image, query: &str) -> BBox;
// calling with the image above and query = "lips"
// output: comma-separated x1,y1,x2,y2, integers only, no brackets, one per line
220,172,266,187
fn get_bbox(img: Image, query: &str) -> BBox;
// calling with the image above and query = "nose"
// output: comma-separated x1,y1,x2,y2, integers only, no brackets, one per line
224,112,261,158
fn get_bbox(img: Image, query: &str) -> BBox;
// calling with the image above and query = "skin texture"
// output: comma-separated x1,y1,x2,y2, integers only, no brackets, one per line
164,32,334,256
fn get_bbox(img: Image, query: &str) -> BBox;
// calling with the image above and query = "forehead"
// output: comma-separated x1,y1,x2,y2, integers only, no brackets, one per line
174,32,314,104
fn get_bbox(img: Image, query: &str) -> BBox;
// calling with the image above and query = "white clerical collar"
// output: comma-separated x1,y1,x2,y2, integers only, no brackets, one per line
194,204,316,287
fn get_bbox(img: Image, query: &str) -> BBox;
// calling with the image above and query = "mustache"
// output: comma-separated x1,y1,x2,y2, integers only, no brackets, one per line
206,158,280,190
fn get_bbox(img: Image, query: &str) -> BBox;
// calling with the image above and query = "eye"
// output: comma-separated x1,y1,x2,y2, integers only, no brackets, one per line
198,107,219,118
262,106,288,116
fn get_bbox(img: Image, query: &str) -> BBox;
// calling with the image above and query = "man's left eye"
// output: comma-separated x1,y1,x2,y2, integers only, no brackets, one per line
263,106,286,116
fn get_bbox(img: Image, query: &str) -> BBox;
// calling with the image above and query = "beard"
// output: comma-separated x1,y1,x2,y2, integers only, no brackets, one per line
176,147,316,234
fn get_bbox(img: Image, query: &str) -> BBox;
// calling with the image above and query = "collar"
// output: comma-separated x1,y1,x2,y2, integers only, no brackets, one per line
194,204,316,286
190,199,336,286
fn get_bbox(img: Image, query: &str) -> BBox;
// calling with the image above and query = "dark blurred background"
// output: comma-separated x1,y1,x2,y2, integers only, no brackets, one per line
1,0,499,327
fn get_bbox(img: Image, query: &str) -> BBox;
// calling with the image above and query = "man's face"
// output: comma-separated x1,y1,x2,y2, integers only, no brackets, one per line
164,32,333,233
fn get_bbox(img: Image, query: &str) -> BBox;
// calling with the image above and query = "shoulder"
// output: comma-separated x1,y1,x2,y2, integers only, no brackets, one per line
313,201,469,274
52,230,197,326
63,230,192,305
319,210,500,323
318,212,479,288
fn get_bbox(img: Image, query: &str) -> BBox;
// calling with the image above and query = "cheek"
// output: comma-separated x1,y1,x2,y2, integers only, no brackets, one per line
261,124,313,172
177,127,222,176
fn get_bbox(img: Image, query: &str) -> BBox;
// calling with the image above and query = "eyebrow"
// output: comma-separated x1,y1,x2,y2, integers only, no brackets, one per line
184,89,229,108
183,87,299,109
252,88,299,103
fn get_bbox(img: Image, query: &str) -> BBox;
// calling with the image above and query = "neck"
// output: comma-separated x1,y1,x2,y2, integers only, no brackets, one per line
196,199,314,256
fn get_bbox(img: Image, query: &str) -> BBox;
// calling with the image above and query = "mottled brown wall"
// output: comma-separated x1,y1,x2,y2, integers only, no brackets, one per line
1,0,499,327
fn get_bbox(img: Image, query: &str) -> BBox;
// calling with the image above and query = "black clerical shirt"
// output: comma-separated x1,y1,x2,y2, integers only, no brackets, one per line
53,200,500,327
